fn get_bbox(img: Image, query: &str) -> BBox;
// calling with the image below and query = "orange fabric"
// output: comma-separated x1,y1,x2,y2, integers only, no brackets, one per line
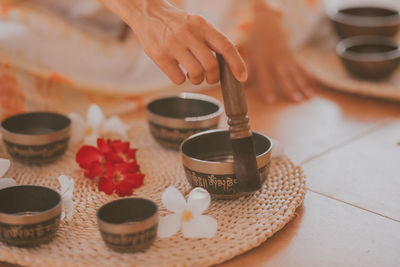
0,64,25,120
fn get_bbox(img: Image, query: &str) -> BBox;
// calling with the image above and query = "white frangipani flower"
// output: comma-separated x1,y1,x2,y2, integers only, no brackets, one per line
0,158,16,190
158,187,217,238
58,175,75,221
68,104,129,146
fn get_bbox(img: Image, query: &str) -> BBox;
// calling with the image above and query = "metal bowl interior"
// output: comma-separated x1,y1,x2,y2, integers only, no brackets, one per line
97,198,158,230
328,6,400,38
1,112,71,145
97,198,158,252
328,6,400,27
181,129,272,175
0,185,62,225
146,93,223,129
336,36,400,79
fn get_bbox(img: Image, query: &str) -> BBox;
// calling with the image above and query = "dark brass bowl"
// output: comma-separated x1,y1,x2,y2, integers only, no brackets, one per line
97,198,158,253
337,35,400,80
328,6,400,38
146,93,223,150
1,112,70,164
0,185,62,247
181,129,272,199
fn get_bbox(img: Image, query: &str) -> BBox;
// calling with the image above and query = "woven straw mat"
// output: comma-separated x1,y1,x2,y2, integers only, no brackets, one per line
0,121,306,267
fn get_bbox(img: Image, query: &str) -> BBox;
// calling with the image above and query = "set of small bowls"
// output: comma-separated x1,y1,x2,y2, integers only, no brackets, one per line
0,184,158,252
327,5,400,80
0,92,273,252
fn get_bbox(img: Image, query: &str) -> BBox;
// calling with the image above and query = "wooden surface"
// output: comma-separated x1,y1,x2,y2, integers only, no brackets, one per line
208,86,400,267
1,85,400,266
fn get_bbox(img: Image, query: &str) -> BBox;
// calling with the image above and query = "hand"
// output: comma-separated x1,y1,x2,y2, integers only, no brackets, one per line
100,0,247,85
244,0,316,103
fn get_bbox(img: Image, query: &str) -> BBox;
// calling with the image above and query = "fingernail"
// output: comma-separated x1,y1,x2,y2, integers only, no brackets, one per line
293,92,303,101
239,71,248,82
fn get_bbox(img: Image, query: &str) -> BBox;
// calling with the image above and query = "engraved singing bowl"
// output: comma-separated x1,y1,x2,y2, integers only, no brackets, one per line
328,6,400,39
97,198,158,253
337,35,400,80
0,112,71,164
0,185,62,247
181,129,272,199
146,93,223,150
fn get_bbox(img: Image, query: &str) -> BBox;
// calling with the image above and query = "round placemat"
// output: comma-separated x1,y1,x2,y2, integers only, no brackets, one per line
0,121,306,267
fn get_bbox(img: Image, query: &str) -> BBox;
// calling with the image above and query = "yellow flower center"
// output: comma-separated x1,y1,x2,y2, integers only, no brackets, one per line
181,210,193,222
84,127,93,136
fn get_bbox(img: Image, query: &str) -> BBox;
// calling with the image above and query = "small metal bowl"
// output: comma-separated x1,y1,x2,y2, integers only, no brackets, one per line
1,112,71,164
0,185,62,247
97,198,158,253
328,6,400,39
146,93,223,150
181,129,272,199
336,35,400,80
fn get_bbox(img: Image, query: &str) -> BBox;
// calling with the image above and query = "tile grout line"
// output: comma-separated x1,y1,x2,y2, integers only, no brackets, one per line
300,119,395,165
306,188,400,223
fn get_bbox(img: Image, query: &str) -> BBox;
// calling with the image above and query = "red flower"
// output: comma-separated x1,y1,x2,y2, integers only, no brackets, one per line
106,139,137,163
76,138,144,196
98,162,144,197
76,145,106,179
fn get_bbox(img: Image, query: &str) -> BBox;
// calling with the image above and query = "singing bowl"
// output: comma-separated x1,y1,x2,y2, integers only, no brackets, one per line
337,35,400,80
0,112,70,164
0,185,62,247
328,6,400,39
146,93,223,150
181,129,272,199
97,198,158,253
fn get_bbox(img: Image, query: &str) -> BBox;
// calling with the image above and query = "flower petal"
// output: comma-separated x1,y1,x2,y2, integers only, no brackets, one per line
124,149,137,161
68,112,86,146
104,152,124,164
57,175,75,221
98,177,115,195
115,179,134,197
109,140,130,153
87,104,104,132
162,186,186,213
101,116,129,137
124,173,144,188
85,162,104,179
75,145,102,169
187,187,211,216
181,215,217,238
114,162,139,174
157,213,181,238
57,175,74,197
97,138,111,154
0,158,10,178
0,178,16,190
84,134,99,146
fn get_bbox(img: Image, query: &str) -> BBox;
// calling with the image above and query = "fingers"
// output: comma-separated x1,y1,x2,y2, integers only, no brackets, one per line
204,26,248,82
253,55,277,103
153,56,186,85
287,64,314,99
275,62,303,102
184,34,220,84
175,49,204,85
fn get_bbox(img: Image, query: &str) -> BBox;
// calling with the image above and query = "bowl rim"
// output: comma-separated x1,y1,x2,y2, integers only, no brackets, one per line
146,92,224,129
336,35,400,62
0,185,62,225
180,129,272,175
96,198,158,234
0,112,71,146
327,5,400,27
